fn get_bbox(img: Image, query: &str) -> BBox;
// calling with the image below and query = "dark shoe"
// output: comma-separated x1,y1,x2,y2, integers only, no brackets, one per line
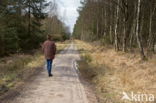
49,74,53,77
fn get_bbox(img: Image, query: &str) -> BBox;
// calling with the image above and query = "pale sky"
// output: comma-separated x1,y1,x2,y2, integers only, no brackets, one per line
47,0,81,33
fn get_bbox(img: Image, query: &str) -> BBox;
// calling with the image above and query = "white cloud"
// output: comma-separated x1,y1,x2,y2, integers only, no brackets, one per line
57,0,81,33
47,0,81,33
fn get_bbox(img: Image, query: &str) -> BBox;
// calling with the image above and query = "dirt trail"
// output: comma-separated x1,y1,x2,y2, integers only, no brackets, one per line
4,43,96,103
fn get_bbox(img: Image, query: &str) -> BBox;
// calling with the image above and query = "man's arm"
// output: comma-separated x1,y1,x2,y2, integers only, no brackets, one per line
54,43,56,55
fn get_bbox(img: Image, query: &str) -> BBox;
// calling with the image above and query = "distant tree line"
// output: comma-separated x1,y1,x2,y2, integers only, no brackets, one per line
44,16,70,41
44,1,70,41
0,0,69,57
73,0,156,59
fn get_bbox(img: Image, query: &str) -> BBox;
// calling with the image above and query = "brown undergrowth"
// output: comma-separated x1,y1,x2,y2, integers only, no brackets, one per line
76,40,156,103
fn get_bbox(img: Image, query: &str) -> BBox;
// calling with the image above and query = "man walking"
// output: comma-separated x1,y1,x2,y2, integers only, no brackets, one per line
42,35,56,77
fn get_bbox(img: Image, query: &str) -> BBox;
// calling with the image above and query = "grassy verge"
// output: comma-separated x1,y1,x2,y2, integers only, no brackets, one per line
56,41,70,53
0,52,44,95
76,40,156,103
0,41,69,96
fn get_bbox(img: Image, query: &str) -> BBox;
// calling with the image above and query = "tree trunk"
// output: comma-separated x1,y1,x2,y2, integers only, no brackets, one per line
28,0,31,35
109,5,113,44
104,8,107,36
122,17,127,52
122,0,128,52
114,0,120,51
129,17,136,51
147,2,155,53
96,19,99,38
147,8,153,52
135,0,146,60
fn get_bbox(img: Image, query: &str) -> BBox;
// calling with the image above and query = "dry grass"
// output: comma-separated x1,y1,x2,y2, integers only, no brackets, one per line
0,41,68,95
0,52,43,95
76,40,156,103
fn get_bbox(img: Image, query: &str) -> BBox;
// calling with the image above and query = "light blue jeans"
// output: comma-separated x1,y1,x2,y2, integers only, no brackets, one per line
47,59,53,74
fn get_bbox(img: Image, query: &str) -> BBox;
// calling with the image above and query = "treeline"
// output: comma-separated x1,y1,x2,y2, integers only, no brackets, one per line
44,1,70,41
0,0,69,57
44,16,70,41
73,0,156,59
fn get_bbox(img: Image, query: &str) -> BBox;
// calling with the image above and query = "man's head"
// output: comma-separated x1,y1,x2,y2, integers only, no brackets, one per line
47,35,52,40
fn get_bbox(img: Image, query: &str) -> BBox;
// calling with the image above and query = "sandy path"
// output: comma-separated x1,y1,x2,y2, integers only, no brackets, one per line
5,43,92,103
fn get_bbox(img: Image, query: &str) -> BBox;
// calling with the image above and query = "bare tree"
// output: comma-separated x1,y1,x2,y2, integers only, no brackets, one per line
114,0,120,51
135,0,146,59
